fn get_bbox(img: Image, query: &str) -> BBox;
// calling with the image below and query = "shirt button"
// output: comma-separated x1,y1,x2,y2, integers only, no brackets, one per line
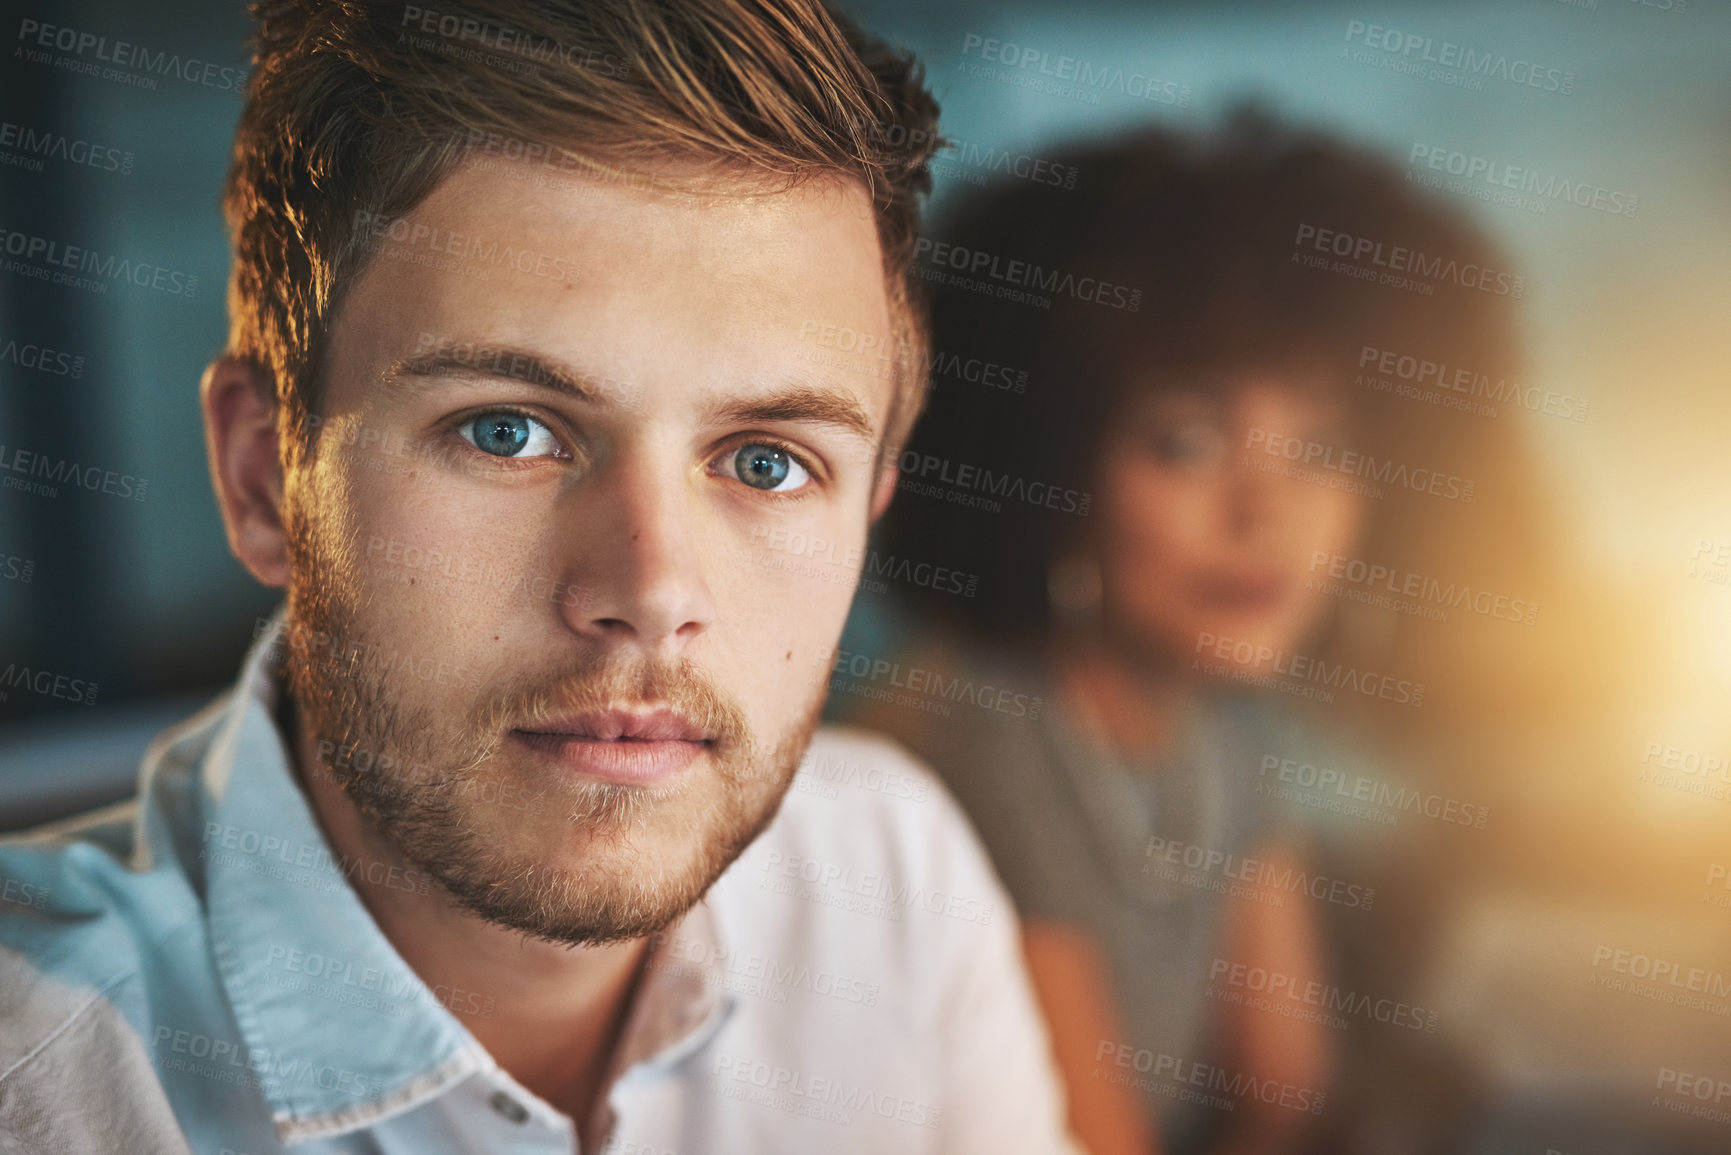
490,1089,530,1124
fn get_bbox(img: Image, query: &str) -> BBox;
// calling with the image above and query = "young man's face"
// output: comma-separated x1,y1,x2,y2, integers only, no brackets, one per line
280,161,896,945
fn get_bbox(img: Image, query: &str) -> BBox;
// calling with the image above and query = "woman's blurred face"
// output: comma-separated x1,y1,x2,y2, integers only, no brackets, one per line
1091,379,1365,670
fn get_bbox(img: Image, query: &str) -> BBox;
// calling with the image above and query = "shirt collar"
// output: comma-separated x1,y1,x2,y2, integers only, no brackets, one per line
587,903,734,1151
200,610,735,1145
203,612,485,1142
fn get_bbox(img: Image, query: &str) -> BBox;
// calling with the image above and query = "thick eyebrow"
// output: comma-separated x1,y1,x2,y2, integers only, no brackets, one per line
708,384,876,443
386,351,606,403
387,352,875,442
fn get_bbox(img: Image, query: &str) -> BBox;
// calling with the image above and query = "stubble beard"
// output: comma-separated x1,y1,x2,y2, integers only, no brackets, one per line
280,509,825,947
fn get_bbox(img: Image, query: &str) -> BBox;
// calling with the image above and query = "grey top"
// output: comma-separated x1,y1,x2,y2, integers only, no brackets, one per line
867,648,1306,1153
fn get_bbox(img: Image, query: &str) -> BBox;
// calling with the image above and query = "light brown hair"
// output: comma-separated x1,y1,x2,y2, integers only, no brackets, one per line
224,0,941,470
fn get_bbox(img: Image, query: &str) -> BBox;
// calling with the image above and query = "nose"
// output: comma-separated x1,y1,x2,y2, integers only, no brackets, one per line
1225,446,1289,539
557,449,716,659
1225,384,1324,539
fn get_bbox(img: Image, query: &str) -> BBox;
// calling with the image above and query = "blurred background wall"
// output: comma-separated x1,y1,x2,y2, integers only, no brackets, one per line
2,0,1729,1150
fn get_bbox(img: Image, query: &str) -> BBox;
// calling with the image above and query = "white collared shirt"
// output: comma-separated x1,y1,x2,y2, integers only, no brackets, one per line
0,617,1080,1154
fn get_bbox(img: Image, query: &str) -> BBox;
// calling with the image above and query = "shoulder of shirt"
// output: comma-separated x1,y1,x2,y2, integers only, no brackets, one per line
707,723,1008,936
776,723,975,844
0,700,221,1081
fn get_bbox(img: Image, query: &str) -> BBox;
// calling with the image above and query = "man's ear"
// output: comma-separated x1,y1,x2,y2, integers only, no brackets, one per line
868,459,898,524
202,355,291,587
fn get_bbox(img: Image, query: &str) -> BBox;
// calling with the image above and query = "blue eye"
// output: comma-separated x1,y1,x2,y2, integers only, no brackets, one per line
731,443,811,492
460,412,561,458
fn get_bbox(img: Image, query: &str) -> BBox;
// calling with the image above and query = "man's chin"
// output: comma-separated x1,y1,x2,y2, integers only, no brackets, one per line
430,832,726,947
394,783,759,946
469,808,710,867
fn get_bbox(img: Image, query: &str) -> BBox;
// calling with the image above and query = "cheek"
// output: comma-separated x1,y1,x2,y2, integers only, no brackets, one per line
712,521,861,713
339,461,552,640
1299,490,1366,559
1099,459,1212,578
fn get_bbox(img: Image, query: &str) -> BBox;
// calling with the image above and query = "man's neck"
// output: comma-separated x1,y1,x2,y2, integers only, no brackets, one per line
286,703,650,1139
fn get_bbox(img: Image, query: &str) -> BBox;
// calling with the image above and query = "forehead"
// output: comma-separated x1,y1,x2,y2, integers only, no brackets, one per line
1124,372,1348,417
333,158,895,416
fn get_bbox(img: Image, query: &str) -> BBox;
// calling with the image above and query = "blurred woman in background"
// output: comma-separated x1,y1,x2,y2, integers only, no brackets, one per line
854,111,1560,1154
